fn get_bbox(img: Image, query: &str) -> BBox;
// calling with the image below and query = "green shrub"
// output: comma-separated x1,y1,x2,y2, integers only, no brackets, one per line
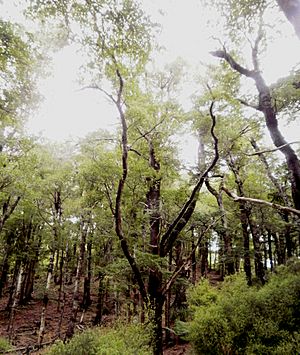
186,260,300,354
46,323,152,355
0,337,12,353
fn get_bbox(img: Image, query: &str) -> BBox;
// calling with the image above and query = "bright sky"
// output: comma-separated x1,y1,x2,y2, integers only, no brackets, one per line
1,0,300,163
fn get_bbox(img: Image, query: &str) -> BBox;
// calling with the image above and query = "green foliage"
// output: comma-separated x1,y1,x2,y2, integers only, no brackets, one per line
0,337,12,352
46,323,152,355
186,261,300,354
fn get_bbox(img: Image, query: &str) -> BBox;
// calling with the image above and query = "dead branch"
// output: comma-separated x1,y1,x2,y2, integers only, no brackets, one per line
222,186,300,217
246,141,300,156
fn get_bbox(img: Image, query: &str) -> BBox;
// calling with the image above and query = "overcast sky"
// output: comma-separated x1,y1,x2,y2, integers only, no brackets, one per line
1,0,299,164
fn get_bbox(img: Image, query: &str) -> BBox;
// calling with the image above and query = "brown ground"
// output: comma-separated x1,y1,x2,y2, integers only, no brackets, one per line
0,271,222,354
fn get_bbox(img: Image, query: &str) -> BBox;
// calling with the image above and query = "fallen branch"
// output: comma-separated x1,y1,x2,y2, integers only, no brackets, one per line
4,340,55,353
222,186,300,217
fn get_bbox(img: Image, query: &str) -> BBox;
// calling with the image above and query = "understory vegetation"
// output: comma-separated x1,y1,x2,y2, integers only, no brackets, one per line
46,323,152,355
184,260,300,354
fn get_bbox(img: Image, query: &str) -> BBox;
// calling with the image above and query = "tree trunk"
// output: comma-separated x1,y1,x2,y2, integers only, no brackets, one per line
267,230,274,271
277,0,300,40
251,139,294,259
149,269,164,355
212,50,300,210
38,252,54,346
8,265,23,341
0,232,15,297
93,272,105,325
206,180,235,275
227,157,252,285
82,238,92,311
65,216,87,340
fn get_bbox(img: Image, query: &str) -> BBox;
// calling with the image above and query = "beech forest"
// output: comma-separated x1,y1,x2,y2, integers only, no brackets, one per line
0,1,300,354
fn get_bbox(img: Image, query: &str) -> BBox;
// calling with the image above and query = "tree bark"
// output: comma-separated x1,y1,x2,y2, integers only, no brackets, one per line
277,0,300,40
206,179,235,275
65,215,87,340
8,265,23,341
38,252,54,346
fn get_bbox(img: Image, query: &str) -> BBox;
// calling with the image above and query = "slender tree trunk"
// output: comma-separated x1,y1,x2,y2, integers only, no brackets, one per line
56,249,64,312
82,238,92,311
191,242,197,284
8,265,23,341
65,216,87,340
267,230,274,271
247,217,265,284
227,157,252,284
93,272,105,325
206,180,235,275
251,139,294,259
164,249,172,345
38,252,54,346
200,240,209,277
6,259,21,311
0,232,14,297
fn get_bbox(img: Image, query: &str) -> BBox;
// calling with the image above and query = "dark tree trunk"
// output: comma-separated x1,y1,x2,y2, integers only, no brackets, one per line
93,272,105,325
227,157,252,285
247,217,265,284
82,238,92,311
206,180,235,275
149,269,164,355
277,0,300,40
251,139,294,260
200,241,209,277
57,249,64,312
0,232,15,297
212,50,300,211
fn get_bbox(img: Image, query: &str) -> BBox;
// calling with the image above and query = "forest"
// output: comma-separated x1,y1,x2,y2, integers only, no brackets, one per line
0,0,300,354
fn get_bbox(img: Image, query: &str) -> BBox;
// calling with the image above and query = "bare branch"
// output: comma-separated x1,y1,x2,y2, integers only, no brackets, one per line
79,85,116,104
238,98,261,111
222,186,300,217
246,141,300,156
130,117,166,148
210,50,255,78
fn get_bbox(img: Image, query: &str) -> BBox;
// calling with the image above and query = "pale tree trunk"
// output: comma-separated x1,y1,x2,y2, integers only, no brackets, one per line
38,253,54,346
65,216,87,340
8,265,23,341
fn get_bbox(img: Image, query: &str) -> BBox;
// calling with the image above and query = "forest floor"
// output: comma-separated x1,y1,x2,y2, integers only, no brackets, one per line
0,270,222,354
